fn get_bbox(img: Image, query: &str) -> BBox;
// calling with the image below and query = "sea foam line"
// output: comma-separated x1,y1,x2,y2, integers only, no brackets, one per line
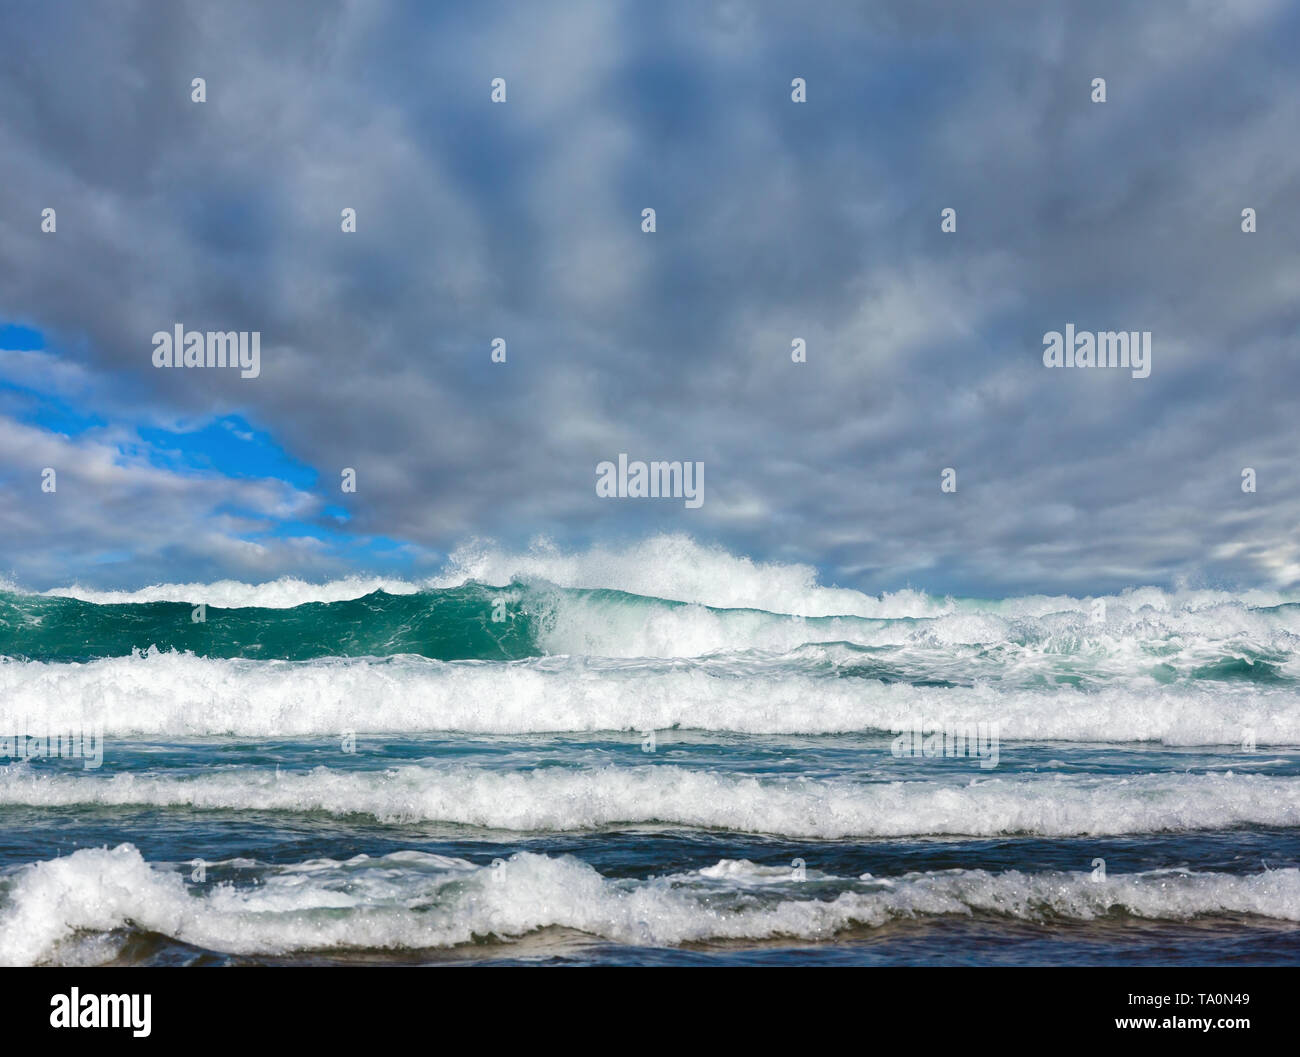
2,650,1297,743
3,765,1299,837
2,843,1297,965
18,535,1298,615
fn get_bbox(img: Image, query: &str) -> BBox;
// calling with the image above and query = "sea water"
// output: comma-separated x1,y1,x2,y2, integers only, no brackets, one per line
1,539,1298,965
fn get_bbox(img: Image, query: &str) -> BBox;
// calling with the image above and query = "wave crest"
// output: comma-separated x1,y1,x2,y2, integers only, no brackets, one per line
4,844,1297,965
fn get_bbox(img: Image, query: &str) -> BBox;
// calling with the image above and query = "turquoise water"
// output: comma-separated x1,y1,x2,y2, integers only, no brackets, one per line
2,568,1299,965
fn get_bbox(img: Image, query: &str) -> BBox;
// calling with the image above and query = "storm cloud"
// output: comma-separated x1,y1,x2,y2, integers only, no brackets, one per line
1,0,1298,595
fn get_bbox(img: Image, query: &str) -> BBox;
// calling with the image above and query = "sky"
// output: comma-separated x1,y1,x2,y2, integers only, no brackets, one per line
1,0,1298,596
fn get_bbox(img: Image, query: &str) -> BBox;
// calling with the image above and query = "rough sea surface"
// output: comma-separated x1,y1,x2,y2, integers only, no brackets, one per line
2,540,1298,965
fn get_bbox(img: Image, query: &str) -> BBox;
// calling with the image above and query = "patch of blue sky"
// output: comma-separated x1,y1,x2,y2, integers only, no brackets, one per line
135,415,318,490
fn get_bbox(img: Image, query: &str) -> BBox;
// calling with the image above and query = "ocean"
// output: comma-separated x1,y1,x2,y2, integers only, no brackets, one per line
1,541,1298,966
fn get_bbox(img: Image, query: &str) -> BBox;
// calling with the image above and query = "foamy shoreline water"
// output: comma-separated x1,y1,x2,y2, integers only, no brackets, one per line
2,539,1298,966
3,844,1299,967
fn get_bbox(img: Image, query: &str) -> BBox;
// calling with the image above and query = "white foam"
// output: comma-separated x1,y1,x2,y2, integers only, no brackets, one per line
16,536,937,615
535,591,1300,660
530,590,890,656
3,765,1299,838
36,575,421,608
1,650,1296,743
20,536,1300,619
430,535,944,617
3,844,1296,965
